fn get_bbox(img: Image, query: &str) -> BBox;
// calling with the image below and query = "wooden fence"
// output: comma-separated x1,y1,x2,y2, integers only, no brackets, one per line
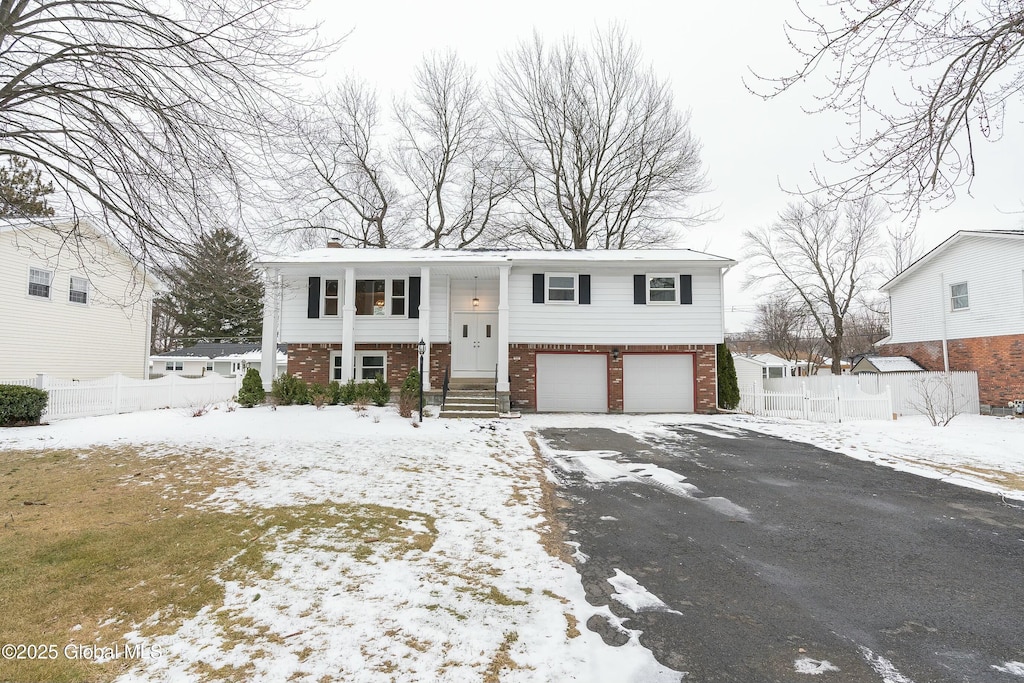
1,373,244,421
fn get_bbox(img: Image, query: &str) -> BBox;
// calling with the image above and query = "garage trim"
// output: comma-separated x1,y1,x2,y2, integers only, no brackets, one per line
622,351,697,413
534,351,610,413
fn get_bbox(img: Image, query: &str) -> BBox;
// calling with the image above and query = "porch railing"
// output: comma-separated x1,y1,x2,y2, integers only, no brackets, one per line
441,365,450,410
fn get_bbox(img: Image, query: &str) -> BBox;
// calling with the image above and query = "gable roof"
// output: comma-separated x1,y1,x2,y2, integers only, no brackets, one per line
881,230,1024,291
853,355,924,373
260,247,737,269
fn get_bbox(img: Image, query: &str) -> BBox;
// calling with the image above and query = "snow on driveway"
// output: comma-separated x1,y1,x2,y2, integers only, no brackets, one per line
0,406,680,683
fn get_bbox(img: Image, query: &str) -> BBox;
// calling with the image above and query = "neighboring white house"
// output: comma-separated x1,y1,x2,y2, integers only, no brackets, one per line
259,247,736,413
732,353,796,394
0,219,155,380
151,343,287,378
879,229,1024,409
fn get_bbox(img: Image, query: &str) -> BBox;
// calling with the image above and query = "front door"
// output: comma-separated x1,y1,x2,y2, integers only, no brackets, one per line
452,312,499,378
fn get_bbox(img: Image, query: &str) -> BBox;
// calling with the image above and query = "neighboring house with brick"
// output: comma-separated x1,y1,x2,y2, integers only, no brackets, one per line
879,229,1024,411
258,247,736,413
0,219,155,380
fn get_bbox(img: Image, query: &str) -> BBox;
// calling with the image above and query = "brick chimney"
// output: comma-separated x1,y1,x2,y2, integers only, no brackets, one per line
327,235,342,248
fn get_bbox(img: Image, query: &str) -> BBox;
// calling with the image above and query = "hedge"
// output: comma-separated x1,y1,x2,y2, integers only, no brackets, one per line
0,385,49,426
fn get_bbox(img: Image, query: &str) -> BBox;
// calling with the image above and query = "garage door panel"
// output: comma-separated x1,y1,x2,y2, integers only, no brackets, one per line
624,354,694,413
536,354,608,412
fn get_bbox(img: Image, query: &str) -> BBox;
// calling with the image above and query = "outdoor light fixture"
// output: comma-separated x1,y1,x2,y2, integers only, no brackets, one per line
472,276,480,308
417,338,426,357
612,348,620,361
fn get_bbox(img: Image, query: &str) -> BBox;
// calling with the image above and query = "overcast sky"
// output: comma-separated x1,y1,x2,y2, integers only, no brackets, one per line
307,0,1024,331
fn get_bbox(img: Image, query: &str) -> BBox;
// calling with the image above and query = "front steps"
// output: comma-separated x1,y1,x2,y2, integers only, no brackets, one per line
440,379,500,418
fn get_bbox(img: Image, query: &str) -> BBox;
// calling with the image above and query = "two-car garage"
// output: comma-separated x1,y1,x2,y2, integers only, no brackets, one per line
534,352,695,413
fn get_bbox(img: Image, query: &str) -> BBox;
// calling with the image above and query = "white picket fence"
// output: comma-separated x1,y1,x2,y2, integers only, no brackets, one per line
2,373,244,421
761,371,980,418
740,382,894,423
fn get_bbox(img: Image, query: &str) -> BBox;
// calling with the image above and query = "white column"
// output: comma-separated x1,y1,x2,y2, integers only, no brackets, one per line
260,268,280,390
418,266,432,391
497,265,510,392
342,267,356,382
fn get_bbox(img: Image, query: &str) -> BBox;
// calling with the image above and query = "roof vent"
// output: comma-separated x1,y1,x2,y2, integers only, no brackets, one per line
327,235,342,249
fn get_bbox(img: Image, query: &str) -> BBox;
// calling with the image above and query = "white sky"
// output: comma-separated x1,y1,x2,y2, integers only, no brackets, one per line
307,0,1024,332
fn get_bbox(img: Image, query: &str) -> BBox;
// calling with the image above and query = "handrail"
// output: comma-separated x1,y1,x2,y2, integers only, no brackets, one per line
494,363,498,414
441,365,450,409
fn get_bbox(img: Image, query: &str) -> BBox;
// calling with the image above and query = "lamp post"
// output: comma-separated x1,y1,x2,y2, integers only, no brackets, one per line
417,338,425,422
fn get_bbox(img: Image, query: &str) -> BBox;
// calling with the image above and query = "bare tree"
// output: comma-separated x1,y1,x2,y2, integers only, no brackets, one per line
844,305,890,357
494,26,710,250
394,51,517,249
752,294,826,372
277,80,403,249
753,1,1024,211
0,0,329,264
744,195,885,374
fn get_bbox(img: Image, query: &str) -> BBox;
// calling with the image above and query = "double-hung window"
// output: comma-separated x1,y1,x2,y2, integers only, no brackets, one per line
329,351,388,382
647,274,678,304
165,361,183,372
546,274,577,303
28,267,52,299
355,279,406,316
69,276,89,304
324,279,340,316
950,282,969,311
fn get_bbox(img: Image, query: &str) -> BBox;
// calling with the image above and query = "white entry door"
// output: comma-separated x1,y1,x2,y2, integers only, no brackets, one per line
452,313,499,377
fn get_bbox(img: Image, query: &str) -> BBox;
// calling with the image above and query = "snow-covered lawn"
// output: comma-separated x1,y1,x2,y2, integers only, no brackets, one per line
2,407,1021,683
0,405,677,683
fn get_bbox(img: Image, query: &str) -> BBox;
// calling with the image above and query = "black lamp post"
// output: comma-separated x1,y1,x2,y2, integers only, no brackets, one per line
417,338,425,422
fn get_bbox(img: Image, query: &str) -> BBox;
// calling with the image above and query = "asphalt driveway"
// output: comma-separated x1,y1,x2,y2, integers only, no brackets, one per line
536,422,1024,683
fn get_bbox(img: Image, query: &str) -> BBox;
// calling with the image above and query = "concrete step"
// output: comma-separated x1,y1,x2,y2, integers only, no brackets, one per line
439,410,501,419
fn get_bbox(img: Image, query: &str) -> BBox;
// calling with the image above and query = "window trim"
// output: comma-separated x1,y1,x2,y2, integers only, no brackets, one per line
647,273,679,305
950,281,969,311
545,272,577,304
355,350,387,382
355,277,408,318
28,266,53,300
165,361,183,372
68,275,90,305
323,278,340,317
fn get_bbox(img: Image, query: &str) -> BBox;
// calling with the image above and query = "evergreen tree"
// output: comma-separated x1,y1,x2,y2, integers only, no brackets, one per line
0,157,56,217
154,229,264,346
717,343,740,410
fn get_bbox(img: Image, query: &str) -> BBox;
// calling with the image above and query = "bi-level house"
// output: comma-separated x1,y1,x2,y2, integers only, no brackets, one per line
879,229,1024,411
258,246,736,413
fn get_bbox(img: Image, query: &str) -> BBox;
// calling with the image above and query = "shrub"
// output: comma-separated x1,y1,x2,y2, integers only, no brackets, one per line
369,375,391,407
270,373,309,406
399,369,420,418
336,379,358,405
717,343,740,410
237,368,266,408
309,383,330,410
0,385,49,426
327,380,343,406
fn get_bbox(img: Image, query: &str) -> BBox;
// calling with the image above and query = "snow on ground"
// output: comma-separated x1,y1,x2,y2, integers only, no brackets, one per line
521,412,1024,501
0,406,681,683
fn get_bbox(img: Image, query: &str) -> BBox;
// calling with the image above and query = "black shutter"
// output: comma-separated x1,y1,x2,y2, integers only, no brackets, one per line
579,274,591,304
532,273,545,303
307,276,321,318
680,275,692,305
633,274,646,304
408,276,421,319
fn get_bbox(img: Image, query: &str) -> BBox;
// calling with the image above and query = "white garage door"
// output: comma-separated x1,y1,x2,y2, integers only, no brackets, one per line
623,354,694,413
536,353,608,412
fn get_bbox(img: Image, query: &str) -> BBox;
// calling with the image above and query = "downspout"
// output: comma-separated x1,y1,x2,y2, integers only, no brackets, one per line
939,272,950,371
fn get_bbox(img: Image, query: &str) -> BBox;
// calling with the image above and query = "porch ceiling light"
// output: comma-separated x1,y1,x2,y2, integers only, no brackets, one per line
473,276,480,307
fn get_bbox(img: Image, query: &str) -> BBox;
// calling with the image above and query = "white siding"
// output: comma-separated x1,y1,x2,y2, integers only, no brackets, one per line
278,271,451,344
508,266,724,344
733,355,765,394
887,235,1024,344
0,225,152,380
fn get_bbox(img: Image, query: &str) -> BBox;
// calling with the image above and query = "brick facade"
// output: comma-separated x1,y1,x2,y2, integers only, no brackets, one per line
286,343,451,388
509,343,718,413
881,333,1024,408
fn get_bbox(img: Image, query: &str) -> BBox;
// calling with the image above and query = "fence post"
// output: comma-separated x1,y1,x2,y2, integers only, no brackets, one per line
35,373,46,390
169,374,177,408
885,385,894,420
801,381,809,421
836,385,843,423
112,373,122,414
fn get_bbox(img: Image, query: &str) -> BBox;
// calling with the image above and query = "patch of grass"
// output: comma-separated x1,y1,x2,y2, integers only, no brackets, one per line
483,631,524,683
481,586,527,607
564,612,581,638
0,445,438,683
